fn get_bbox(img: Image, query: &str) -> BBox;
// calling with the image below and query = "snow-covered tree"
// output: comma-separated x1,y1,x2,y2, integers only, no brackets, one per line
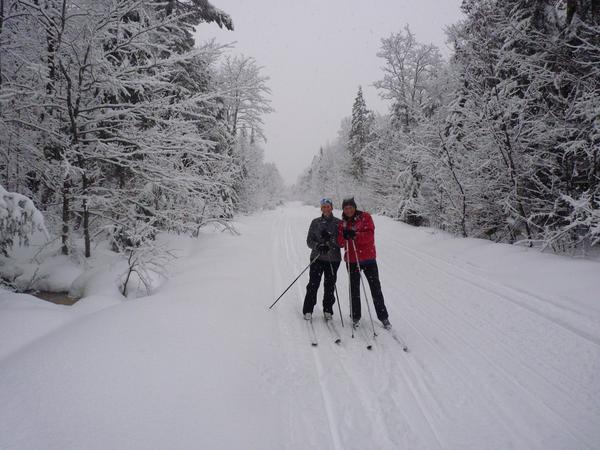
218,55,273,141
347,86,373,179
299,4,599,253
296,116,371,210
446,0,600,250
369,27,445,225
233,130,284,212
1,0,242,259
0,185,47,256
374,25,443,131
217,55,281,210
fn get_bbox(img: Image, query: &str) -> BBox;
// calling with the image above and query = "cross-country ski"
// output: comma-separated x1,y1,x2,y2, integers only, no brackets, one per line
306,317,318,347
384,327,409,352
324,318,342,345
354,323,374,350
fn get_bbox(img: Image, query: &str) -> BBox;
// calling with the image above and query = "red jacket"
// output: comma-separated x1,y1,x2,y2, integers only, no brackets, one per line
337,211,377,263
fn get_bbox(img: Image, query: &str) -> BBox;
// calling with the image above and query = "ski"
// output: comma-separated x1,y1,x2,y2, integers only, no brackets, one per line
324,318,342,344
385,327,409,352
306,319,318,347
353,323,374,350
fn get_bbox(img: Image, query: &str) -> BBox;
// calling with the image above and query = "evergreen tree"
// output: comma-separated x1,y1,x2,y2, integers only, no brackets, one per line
347,86,370,179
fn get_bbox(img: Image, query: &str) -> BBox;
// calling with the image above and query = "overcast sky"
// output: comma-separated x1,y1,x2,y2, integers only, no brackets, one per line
195,0,464,184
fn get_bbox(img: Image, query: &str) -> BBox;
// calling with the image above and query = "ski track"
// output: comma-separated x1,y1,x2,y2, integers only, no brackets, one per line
388,280,563,449
389,237,600,347
393,240,600,402
277,208,444,450
285,215,379,450
291,214,424,450
272,212,332,450
379,235,598,448
278,213,337,450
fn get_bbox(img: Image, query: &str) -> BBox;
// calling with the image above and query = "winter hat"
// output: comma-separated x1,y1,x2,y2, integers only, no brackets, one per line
320,197,333,207
341,197,357,209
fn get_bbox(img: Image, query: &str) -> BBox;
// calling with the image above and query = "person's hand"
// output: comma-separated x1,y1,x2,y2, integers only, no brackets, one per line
317,243,330,254
343,229,356,240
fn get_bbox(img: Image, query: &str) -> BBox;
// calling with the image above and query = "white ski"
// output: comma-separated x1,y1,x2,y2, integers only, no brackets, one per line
353,322,374,350
384,327,408,352
324,318,342,344
306,319,318,346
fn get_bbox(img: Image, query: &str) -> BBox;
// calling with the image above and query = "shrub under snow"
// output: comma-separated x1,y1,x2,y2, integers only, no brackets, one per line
0,185,48,256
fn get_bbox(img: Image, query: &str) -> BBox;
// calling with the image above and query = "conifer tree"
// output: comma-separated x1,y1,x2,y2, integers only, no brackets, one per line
347,86,370,179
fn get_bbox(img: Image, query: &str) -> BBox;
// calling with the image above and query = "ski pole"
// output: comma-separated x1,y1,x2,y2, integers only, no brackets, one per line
268,253,320,310
328,260,344,327
351,239,377,338
344,241,354,338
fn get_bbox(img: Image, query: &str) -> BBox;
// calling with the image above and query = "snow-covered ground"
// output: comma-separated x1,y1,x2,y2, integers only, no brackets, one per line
1,202,599,450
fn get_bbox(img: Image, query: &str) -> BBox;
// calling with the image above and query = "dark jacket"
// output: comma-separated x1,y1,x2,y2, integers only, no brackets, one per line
337,210,376,263
307,214,342,262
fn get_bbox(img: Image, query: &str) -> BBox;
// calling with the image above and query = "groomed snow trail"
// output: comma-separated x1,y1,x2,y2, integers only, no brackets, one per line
0,202,598,450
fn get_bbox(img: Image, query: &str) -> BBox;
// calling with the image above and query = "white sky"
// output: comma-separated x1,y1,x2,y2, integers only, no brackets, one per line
195,0,464,184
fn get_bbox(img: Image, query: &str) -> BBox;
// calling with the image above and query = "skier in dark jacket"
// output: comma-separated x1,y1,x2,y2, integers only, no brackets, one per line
303,198,342,321
337,197,391,329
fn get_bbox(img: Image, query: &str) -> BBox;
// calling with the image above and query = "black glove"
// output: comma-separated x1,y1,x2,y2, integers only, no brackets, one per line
316,243,330,254
320,229,331,239
343,229,356,240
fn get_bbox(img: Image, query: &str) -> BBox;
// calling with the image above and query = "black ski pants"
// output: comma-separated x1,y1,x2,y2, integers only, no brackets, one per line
347,261,388,322
303,259,340,315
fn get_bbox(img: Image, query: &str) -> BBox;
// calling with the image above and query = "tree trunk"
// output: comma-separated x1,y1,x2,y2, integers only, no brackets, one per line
500,123,533,244
61,177,70,255
441,138,468,237
82,176,90,258
0,0,4,88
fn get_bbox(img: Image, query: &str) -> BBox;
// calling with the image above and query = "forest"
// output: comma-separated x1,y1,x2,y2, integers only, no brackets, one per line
297,0,599,253
1,0,599,296
1,0,283,274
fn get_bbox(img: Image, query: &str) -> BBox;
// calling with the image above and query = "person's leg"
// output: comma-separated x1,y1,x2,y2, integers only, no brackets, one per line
349,262,361,321
322,261,340,314
302,260,324,315
363,262,389,321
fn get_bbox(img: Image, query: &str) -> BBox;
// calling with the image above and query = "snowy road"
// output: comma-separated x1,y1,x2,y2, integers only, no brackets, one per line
1,202,599,449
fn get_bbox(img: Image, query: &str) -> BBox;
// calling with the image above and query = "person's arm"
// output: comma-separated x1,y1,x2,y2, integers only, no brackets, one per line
329,226,341,248
306,220,319,250
361,213,375,236
337,221,345,248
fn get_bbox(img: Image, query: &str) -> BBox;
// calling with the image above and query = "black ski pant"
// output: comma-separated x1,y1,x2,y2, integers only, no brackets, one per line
347,261,388,322
303,259,340,315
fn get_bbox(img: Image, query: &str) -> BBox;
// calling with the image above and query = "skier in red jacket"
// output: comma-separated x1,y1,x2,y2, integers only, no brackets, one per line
337,197,391,329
